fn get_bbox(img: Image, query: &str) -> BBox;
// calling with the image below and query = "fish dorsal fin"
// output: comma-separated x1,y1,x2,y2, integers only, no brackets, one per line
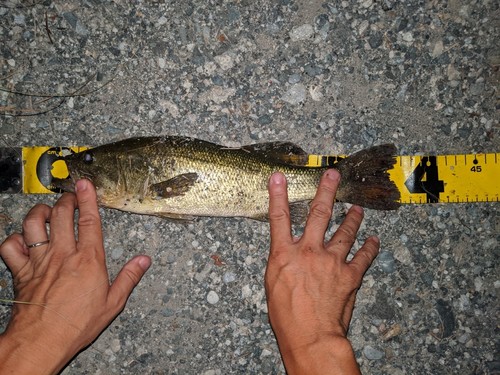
242,141,308,166
150,173,198,199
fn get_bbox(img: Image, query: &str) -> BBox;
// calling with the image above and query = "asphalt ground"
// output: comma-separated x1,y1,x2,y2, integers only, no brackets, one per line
1,1,498,374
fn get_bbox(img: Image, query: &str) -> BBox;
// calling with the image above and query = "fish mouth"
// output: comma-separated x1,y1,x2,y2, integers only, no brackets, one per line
51,176,76,193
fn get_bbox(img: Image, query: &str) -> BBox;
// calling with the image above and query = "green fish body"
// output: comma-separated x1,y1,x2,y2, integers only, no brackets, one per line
54,136,400,221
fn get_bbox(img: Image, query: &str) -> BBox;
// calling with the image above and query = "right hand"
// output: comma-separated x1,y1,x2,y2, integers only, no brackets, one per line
265,170,379,375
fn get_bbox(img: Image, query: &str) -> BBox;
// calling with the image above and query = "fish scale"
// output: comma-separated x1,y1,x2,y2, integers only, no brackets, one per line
91,137,324,219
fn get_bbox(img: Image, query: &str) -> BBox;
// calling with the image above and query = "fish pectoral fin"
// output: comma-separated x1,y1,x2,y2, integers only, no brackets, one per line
242,141,309,166
150,173,198,199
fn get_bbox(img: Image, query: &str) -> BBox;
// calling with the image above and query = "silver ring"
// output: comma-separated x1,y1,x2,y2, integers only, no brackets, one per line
27,240,50,248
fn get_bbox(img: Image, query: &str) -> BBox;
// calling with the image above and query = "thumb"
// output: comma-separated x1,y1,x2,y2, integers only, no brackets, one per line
107,255,151,312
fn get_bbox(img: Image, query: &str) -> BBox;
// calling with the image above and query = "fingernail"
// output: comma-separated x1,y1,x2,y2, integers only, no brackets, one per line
138,256,151,271
270,172,285,185
371,236,380,245
75,179,87,192
325,169,340,181
351,205,364,214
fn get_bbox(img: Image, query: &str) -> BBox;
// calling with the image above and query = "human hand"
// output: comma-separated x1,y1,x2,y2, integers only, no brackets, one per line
265,170,379,375
0,179,151,375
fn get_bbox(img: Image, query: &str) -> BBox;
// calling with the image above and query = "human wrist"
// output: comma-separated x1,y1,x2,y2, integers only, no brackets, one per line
0,322,78,374
277,334,361,375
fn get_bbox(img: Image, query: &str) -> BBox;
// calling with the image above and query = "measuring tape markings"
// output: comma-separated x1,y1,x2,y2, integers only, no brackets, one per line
307,153,499,204
22,146,88,193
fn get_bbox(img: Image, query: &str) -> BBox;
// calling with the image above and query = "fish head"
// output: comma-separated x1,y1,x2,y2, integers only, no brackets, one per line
52,147,122,195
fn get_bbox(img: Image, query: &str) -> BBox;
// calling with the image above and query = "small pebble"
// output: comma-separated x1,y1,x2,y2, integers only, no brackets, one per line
368,32,383,49
377,251,396,273
241,284,252,298
289,24,314,41
401,31,414,42
14,14,25,25
207,291,220,305
432,40,444,57
363,345,385,360
288,74,302,84
110,338,121,353
282,84,307,105
361,0,373,8
223,272,236,283
258,114,273,125
111,247,124,260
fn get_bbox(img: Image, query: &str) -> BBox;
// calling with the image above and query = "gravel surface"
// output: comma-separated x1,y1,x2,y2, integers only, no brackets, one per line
1,0,498,374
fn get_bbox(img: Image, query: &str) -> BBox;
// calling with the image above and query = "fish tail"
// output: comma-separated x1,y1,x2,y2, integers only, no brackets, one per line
334,144,400,210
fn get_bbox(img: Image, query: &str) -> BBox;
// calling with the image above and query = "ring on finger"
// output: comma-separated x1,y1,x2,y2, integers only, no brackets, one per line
27,240,50,248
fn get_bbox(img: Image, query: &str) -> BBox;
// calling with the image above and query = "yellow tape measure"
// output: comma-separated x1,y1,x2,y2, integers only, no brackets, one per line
1,147,499,204
390,154,499,204
307,153,499,204
22,146,88,193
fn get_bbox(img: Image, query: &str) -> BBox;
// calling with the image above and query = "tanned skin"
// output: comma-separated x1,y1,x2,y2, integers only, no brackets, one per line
0,172,377,374
265,170,379,375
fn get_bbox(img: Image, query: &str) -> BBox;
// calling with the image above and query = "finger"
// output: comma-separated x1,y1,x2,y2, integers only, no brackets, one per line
49,193,77,251
302,169,340,244
107,255,151,312
0,233,30,275
22,204,52,261
326,205,364,258
268,172,293,250
74,180,103,255
349,236,380,279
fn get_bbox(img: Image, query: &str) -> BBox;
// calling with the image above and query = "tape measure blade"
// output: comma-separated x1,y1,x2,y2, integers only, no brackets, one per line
446,153,500,203
22,146,88,194
309,153,499,204
4,147,500,204
393,154,500,204
23,147,54,193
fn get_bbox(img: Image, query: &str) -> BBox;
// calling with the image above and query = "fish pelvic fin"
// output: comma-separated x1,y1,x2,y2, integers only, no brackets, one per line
250,201,309,224
335,144,400,210
289,201,310,224
150,173,198,199
155,212,197,221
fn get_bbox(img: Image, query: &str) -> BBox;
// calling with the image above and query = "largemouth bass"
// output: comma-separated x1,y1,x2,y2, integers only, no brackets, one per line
53,136,400,222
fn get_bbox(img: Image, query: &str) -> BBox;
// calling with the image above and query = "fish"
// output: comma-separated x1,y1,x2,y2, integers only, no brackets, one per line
52,136,400,222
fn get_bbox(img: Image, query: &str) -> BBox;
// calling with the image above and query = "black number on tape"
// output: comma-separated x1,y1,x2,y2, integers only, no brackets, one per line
404,156,445,203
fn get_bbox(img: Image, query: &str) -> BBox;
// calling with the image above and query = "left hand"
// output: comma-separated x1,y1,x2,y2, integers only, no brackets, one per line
0,179,151,374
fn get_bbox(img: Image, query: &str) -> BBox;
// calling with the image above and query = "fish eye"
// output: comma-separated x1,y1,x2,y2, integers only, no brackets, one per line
83,151,94,164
